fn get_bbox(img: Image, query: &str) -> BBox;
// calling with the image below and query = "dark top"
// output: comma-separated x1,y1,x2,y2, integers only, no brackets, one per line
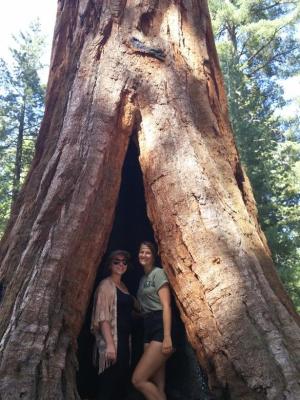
117,288,133,335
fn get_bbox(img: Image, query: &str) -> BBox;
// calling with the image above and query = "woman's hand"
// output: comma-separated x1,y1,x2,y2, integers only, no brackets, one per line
105,343,117,363
131,296,142,319
162,336,173,355
132,296,141,312
100,321,116,363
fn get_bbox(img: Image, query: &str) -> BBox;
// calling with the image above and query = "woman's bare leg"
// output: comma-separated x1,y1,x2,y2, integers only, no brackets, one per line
151,364,166,399
132,341,168,400
144,343,166,398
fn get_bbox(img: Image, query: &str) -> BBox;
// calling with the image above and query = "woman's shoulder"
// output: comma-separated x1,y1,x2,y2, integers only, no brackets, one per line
97,277,115,291
153,266,166,274
153,267,168,281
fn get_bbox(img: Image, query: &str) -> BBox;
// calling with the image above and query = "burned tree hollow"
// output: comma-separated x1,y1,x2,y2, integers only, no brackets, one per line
76,136,210,400
0,1,300,400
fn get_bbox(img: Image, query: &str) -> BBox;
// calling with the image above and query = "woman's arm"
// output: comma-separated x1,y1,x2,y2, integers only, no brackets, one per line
158,284,173,355
130,295,139,311
131,295,142,318
92,280,117,363
100,321,117,363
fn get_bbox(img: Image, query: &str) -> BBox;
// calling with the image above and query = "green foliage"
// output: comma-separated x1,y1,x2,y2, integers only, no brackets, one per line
0,21,46,237
209,0,300,309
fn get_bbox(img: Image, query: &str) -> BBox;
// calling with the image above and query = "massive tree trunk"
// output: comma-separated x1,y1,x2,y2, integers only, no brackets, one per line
0,1,299,399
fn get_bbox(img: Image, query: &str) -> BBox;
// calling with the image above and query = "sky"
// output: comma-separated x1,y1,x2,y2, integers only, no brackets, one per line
0,0,299,116
0,0,57,82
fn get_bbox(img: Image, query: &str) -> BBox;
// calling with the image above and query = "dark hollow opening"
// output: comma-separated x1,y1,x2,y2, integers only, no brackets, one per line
76,136,211,400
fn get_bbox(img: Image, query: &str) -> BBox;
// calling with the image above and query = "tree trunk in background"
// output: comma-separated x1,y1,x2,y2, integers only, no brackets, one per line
12,101,25,203
0,1,299,399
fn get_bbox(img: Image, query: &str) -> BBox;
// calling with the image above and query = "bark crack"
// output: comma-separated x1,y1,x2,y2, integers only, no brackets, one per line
137,0,159,35
150,173,167,187
95,19,113,60
110,0,127,22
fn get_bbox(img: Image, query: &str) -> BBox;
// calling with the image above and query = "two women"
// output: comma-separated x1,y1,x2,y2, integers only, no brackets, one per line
92,242,174,400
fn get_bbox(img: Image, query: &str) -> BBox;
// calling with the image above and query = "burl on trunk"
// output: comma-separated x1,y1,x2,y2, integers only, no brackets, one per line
0,1,299,399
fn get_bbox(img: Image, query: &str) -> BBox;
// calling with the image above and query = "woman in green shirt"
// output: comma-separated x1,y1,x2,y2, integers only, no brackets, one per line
132,241,174,400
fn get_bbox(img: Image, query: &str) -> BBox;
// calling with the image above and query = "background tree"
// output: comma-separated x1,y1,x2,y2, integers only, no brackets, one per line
209,0,300,308
0,21,45,236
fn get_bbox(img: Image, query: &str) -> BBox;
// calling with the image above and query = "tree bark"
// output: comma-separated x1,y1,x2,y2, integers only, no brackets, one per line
0,1,299,399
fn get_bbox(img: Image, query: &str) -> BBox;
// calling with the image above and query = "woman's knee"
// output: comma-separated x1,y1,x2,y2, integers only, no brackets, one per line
131,373,145,390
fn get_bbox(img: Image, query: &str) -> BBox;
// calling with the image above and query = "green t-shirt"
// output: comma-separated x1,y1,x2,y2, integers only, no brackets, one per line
137,267,169,313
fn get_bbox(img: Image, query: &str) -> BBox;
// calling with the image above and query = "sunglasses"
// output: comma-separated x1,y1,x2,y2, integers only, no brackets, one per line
112,259,128,266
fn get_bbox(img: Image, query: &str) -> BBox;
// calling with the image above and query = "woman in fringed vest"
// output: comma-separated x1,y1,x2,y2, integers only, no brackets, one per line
91,250,133,400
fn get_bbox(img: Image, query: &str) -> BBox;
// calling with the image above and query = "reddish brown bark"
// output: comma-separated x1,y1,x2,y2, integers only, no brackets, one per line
0,1,299,399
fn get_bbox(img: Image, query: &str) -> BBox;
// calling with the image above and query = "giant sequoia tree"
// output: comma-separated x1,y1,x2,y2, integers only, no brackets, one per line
0,1,299,399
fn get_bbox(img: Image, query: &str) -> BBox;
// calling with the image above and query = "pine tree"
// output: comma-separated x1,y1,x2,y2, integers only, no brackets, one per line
0,21,45,236
209,0,300,308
